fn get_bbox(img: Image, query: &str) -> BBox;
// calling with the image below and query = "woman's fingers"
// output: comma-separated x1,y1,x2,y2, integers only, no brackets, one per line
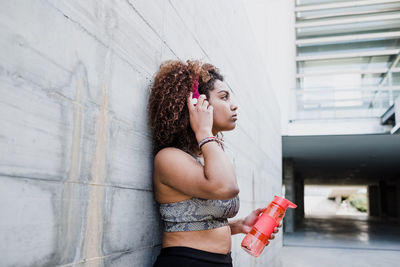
197,94,208,108
202,99,209,109
187,92,195,111
189,93,211,111
242,225,251,234
269,234,275,240
188,93,206,110
252,208,264,217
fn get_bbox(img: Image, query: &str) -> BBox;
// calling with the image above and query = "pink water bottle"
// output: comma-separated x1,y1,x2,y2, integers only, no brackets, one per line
241,196,297,257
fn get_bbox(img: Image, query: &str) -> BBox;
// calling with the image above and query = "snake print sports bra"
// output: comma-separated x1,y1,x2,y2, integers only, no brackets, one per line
159,154,240,232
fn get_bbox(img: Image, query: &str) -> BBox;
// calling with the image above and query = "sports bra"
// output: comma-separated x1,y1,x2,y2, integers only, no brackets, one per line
159,154,240,232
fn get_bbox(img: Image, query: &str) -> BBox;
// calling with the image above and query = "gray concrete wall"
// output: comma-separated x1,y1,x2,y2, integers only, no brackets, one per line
0,0,283,266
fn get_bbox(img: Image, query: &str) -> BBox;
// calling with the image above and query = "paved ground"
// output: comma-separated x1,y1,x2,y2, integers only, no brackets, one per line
282,216,400,267
282,246,400,267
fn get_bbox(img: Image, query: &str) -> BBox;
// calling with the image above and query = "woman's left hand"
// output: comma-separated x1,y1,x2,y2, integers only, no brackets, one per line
241,208,282,240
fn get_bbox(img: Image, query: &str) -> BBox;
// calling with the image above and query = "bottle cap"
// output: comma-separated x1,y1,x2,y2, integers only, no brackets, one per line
272,196,297,210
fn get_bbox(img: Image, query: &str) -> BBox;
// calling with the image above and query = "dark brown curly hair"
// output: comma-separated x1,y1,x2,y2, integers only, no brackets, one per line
148,60,224,155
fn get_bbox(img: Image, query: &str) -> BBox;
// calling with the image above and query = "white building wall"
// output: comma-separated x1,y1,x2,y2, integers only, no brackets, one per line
244,0,297,136
0,0,289,266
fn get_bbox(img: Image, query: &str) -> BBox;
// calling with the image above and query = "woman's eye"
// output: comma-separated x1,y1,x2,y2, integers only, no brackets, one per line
222,95,228,100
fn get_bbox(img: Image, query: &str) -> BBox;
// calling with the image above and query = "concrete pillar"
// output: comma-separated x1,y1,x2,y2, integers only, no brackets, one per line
379,181,386,219
379,181,388,219
384,183,398,218
396,182,400,222
294,173,304,226
378,180,399,220
370,181,399,220
368,185,380,217
283,158,296,232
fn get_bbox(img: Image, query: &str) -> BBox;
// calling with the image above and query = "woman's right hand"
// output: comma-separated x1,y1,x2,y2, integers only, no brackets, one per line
187,92,214,141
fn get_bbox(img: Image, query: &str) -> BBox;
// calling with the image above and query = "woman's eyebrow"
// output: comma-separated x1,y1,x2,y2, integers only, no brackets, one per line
217,90,229,95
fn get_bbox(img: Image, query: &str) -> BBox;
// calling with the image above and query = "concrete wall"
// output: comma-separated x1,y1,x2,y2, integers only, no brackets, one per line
0,0,285,266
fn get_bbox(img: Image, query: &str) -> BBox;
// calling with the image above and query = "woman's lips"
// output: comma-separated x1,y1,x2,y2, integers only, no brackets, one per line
232,115,238,121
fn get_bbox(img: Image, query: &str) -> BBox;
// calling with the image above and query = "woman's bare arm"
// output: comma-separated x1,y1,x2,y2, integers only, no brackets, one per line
229,218,244,235
154,146,239,200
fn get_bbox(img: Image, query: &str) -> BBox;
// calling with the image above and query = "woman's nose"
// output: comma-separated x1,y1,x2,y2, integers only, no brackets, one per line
231,103,238,111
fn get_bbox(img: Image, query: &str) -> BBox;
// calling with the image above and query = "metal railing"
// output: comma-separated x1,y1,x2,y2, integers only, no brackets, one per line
290,85,400,120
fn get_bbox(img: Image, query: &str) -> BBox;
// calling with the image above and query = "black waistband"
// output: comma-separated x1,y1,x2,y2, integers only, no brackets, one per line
159,246,232,264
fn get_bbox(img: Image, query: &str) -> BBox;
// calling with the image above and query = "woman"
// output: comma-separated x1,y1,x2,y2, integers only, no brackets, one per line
148,60,280,266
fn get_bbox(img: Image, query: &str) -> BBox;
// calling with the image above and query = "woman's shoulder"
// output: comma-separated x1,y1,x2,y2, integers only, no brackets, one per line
153,147,201,195
155,147,186,158
154,147,198,165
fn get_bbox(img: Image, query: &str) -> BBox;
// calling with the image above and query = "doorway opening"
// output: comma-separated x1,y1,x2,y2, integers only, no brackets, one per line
304,185,368,219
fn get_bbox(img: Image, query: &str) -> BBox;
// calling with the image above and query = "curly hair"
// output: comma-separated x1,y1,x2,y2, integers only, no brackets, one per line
148,60,224,155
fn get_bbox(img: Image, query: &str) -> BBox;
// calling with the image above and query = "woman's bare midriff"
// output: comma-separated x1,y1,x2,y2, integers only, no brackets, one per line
162,225,232,254
154,157,232,254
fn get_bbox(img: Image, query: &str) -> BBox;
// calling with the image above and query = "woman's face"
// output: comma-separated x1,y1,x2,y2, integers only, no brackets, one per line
208,80,238,135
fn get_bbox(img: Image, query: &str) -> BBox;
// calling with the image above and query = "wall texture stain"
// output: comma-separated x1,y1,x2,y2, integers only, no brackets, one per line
82,83,108,266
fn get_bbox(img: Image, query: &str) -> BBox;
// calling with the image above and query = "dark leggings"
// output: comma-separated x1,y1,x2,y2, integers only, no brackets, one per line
153,246,233,267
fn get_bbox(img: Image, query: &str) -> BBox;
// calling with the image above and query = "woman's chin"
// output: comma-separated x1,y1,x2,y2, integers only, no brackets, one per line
226,122,237,131
216,121,237,132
